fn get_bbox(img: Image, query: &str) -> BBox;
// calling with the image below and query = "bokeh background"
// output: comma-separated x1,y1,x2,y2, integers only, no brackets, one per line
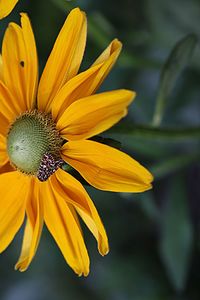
0,0,200,299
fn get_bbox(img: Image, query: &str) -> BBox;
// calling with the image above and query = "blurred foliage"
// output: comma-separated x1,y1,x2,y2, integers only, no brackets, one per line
0,0,200,299
159,176,193,292
152,34,197,126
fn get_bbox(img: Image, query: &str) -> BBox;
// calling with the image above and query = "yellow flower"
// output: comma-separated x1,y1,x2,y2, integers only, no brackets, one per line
0,8,153,275
0,0,19,19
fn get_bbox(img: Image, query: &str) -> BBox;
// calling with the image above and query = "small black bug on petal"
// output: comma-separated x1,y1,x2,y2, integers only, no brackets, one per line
20,61,25,67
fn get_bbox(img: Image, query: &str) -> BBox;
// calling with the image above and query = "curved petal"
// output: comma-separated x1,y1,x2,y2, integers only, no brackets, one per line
51,39,122,121
0,81,21,124
0,0,18,19
43,179,89,276
38,8,87,113
0,112,10,137
0,172,30,253
62,140,153,193
2,13,38,111
0,134,8,168
57,90,135,140
54,168,109,255
15,178,43,271
91,38,122,77
0,55,3,81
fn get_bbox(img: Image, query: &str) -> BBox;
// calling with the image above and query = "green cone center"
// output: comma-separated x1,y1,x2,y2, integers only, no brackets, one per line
7,111,62,175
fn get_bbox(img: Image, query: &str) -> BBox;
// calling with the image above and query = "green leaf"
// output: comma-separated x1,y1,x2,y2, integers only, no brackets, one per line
150,152,200,180
159,176,193,291
152,34,197,126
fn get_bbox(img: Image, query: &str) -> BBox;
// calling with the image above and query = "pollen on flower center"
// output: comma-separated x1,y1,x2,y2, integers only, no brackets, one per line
7,110,63,178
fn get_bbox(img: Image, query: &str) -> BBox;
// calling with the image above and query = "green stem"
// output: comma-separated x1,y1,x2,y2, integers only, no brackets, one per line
109,124,200,140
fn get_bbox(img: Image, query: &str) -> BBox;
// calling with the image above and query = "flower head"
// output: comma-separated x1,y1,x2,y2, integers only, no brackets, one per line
0,0,19,19
0,8,153,275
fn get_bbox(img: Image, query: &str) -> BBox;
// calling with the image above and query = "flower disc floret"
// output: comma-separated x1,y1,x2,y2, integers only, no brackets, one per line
7,110,63,175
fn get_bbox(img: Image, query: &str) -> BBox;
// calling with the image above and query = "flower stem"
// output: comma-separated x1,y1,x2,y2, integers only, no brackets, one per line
109,124,200,140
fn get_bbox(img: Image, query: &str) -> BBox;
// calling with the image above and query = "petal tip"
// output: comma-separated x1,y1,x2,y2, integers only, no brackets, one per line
120,89,136,104
76,267,89,277
112,38,122,48
139,170,154,192
145,171,154,184
20,12,28,17
141,180,153,192
15,259,29,272
99,247,110,257
14,264,25,272
71,7,85,17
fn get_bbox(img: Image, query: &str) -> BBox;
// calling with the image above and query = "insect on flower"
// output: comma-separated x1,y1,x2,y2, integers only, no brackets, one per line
0,8,153,275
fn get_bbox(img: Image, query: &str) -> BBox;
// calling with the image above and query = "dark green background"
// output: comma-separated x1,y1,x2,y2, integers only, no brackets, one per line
0,0,200,299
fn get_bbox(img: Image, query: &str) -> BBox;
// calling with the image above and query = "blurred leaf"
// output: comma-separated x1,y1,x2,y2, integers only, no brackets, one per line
88,12,114,48
119,51,161,70
119,190,160,223
153,34,197,126
146,0,200,55
151,152,200,180
50,0,72,12
137,191,161,222
159,176,193,292
91,253,170,300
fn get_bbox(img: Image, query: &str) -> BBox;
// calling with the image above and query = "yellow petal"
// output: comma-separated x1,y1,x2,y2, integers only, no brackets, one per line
0,134,8,168
0,172,29,253
0,0,18,19
15,179,43,271
66,203,83,233
57,90,135,140
91,39,122,89
0,55,3,81
2,13,38,111
38,8,87,113
51,39,122,121
62,140,153,193
0,81,21,124
43,179,89,276
0,118,9,137
55,168,109,256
